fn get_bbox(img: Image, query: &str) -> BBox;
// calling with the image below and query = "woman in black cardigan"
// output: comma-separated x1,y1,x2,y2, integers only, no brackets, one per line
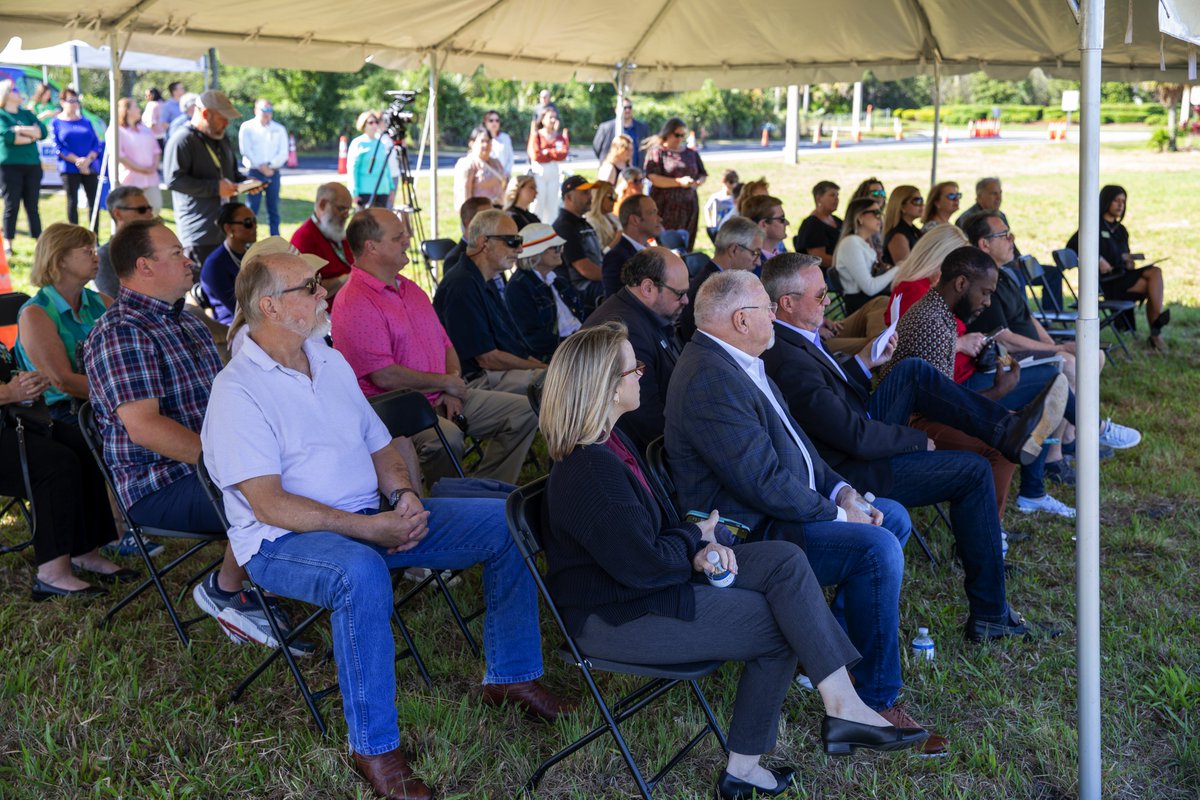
539,322,926,800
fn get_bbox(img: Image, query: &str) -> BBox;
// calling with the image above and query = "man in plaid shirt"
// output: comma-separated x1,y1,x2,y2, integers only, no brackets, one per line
85,219,307,653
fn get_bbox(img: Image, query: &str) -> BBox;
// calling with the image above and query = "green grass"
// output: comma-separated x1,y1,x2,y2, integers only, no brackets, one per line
2,141,1200,798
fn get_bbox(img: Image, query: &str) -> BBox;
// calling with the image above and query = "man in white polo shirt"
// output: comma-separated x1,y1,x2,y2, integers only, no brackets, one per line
201,250,569,800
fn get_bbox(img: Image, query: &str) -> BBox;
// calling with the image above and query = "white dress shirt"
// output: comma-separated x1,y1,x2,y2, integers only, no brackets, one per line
698,331,849,520
238,118,290,171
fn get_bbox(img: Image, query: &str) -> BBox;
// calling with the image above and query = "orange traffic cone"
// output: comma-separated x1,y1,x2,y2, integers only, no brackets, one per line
337,136,348,174
0,235,16,348
830,128,839,149
287,134,299,168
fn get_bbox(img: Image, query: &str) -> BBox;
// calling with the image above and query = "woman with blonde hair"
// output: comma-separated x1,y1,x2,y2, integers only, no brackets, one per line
597,134,632,185
583,181,620,251
106,97,162,211
503,173,540,229
540,321,926,799
881,185,923,266
921,181,961,229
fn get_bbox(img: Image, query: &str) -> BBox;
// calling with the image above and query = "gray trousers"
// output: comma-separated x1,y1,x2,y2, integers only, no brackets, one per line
575,540,860,755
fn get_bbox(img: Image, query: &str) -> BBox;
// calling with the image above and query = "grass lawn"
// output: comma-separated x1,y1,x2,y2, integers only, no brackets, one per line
2,140,1199,798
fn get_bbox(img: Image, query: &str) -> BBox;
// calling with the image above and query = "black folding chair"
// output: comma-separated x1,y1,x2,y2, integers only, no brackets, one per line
195,454,431,734
1050,248,1137,360
369,389,481,657
421,237,457,288
683,252,710,279
77,402,225,648
506,478,727,798
0,293,34,555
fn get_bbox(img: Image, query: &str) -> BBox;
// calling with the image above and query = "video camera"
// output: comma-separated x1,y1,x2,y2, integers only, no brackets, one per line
383,90,418,141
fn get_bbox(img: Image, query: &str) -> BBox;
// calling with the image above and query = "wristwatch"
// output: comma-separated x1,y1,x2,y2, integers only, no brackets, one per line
387,488,419,508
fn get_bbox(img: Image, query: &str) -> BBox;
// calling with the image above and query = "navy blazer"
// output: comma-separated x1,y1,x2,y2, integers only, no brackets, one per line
665,331,846,540
505,268,584,362
761,322,926,496
584,288,682,454
600,236,639,299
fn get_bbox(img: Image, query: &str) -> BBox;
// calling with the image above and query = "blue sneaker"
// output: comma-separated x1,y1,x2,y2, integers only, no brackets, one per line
101,531,165,559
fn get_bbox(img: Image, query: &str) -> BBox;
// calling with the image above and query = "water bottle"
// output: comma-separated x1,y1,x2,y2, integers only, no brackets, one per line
705,550,735,588
911,627,935,662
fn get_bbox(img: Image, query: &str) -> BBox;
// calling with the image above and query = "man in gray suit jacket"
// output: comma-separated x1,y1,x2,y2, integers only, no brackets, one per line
665,269,944,751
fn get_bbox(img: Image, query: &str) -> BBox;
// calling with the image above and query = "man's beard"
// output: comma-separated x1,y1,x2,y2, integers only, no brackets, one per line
315,212,346,242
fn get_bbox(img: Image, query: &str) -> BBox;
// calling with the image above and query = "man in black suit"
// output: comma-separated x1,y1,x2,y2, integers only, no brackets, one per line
600,195,663,298
760,253,1065,646
677,215,763,343
584,246,689,453
592,97,651,169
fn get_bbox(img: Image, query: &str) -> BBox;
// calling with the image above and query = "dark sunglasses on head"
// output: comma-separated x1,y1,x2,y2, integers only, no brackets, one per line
279,276,321,296
487,234,524,248
117,204,153,214
946,192,963,200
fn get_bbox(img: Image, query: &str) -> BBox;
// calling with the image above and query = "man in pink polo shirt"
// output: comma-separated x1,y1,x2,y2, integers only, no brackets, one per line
332,209,537,485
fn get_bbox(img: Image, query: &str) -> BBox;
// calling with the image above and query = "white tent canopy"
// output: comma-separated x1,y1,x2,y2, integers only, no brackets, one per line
0,36,206,72
1,0,1196,85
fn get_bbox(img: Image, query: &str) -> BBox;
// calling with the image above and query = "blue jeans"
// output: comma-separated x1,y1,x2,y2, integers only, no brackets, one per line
246,169,282,235
769,497,911,710
128,472,224,533
870,358,1011,447
244,497,543,756
963,363,1074,499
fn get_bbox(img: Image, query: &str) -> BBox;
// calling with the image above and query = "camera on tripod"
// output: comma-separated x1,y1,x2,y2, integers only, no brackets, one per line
383,90,418,140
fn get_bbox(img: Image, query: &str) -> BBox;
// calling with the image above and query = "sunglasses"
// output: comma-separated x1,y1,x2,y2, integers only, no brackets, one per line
117,204,153,214
229,218,257,229
946,192,963,200
278,276,321,296
487,234,524,249
620,360,646,378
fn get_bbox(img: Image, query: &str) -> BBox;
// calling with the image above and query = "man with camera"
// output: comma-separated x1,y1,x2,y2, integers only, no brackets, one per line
332,209,537,485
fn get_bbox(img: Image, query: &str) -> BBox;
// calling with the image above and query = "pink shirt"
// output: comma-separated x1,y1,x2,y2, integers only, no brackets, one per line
331,268,452,401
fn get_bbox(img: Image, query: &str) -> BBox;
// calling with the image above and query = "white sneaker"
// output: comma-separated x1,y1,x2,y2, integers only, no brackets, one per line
1099,418,1141,449
1016,493,1076,518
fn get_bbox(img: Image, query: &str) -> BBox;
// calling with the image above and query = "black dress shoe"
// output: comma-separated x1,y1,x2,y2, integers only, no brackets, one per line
31,579,108,602
716,766,796,799
999,373,1069,465
821,715,928,756
72,565,141,584
964,609,1063,642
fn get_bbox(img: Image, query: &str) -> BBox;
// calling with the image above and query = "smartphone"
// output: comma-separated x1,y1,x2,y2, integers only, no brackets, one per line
684,510,751,540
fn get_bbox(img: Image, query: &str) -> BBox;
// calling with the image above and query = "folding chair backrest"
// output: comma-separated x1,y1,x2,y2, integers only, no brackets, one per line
643,436,682,526
196,454,232,530
369,389,466,478
683,252,709,278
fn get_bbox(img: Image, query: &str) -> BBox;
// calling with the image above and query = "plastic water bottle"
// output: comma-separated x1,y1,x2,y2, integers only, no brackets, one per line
911,627,935,662
706,551,735,588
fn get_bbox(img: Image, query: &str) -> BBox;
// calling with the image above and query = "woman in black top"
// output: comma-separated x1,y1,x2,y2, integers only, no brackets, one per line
540,322,925,799
881,185,923,266
1067,184,1169,348
793,179,842,270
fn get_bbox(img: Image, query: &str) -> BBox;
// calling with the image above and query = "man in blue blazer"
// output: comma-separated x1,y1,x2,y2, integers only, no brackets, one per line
759,253,1066,645
665,269,938,745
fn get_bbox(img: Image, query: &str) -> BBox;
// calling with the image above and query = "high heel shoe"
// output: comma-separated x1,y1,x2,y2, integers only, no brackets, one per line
821,715,928,756
716,766,796,799
32,578,108,602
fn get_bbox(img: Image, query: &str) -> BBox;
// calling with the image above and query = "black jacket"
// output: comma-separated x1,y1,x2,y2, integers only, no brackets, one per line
760,321,925,495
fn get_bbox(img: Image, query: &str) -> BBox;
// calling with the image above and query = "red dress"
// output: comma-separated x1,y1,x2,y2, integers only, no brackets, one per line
645,145,706,250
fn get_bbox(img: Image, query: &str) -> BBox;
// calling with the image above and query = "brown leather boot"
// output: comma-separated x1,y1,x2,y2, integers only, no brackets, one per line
352,747,434,799
481,680,575,723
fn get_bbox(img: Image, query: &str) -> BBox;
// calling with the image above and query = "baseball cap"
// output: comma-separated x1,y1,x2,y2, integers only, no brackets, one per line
519,223,566,258
196,90,242,119
561,175,596,197
243,236,328,271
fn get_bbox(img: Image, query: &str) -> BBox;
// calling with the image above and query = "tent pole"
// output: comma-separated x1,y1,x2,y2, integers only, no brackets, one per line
428,52,440,239
1076,0,1103,798
784,85,799,164
930,60,941,187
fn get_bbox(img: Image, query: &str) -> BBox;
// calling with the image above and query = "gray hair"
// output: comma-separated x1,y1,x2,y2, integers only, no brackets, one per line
714,215,762,255
234,251,289,331
695,270,762,331
975,176,1001,194
761,252,821,302
466,208,511,244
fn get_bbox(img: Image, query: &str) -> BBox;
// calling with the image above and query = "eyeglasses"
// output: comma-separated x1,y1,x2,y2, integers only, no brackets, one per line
739,303,778,314
983,229,1014,241
764,216,789,224
230,218,257,229
620,360,646,378
487,234,524,249
655,282,688,300
116,205,153,214
278,276,321,296
946,192,963,201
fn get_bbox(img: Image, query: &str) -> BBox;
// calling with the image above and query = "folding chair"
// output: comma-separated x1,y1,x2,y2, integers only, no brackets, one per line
0,293,34,555
683,251,710,279
77,402,226,648
1050,248,1137,360
506,477,727,799
645,435,938,567
420,237,457,288
369,389,482,657
195,454,431,734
